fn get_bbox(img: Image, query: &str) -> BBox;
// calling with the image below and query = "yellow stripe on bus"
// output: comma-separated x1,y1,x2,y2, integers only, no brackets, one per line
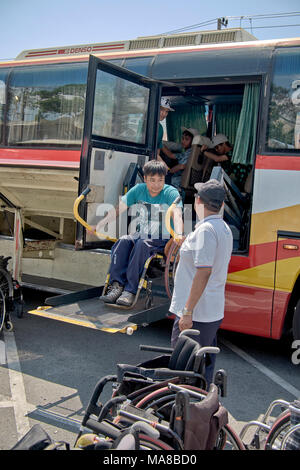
250,204,300,246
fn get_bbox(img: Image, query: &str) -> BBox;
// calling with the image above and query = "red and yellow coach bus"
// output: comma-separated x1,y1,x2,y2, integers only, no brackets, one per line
0,29,299,338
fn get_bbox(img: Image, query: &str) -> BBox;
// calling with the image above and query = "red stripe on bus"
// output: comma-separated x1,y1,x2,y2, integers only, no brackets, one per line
25,52,59,57
256,154,300,171
0,148,80,167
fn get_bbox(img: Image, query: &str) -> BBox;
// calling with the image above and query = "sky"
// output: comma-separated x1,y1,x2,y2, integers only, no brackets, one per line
1,0,300,60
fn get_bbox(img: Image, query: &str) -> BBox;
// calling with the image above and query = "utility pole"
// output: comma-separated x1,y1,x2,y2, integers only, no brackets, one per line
217,17,228,30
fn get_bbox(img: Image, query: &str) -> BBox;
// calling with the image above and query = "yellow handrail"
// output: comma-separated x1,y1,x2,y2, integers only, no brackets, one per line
164,195,182,240
73,188,117,242
74,188,182,242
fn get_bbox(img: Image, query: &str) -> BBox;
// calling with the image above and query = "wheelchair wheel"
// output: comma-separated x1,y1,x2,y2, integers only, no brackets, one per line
134,384,206,416
164,242,180,299
0,270,10,300
264,410,291,450
138,434,175,450
0,287,6,332
134,384,245,450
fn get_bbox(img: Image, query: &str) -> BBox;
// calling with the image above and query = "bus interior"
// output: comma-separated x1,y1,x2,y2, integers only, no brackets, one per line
157,77,259,253
88,77,259,254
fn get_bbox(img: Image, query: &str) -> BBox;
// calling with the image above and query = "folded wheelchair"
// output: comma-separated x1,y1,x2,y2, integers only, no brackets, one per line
74,329,245,450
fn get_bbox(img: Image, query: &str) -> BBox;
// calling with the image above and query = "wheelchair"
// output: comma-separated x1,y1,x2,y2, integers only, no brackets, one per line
239,397,300,450
73,187,181,310
0,256,24,333
74,330,244,450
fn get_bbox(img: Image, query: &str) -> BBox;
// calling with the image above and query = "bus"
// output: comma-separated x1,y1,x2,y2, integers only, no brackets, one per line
0,30,299,339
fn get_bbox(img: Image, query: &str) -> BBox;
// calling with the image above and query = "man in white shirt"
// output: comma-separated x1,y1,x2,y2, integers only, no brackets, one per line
170,179,233,384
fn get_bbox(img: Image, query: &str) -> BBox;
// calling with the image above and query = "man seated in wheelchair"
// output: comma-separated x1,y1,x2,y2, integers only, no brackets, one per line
97,160,184,306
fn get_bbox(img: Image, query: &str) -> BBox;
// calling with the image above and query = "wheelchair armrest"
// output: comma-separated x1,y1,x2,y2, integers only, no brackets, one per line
196,346,220,357
139,345,174,354
179,329,200,337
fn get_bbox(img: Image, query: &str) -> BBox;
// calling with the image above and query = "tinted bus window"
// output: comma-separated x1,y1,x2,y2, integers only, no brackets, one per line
0,69,8,145
7,63,88,147
266,47,300,152
123,57,153,76
92,69,150,144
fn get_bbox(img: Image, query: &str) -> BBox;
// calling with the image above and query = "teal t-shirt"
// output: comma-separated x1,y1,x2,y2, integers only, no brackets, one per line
121,183,181,239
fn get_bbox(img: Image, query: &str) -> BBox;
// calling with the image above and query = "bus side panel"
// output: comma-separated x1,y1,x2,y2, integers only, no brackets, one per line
222,156,300,339
271,237,300,339
222,247,275,337
223,282,273,337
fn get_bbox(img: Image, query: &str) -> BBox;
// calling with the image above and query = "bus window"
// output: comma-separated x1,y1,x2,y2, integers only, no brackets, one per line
266,47,300,152
7,63,87,147
92,69,150,144
0,68,8,145
123,57,153,76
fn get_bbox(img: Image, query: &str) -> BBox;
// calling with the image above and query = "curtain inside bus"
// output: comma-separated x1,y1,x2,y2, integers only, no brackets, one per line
165,103,207,143
215,104,242,147
231,83,260,165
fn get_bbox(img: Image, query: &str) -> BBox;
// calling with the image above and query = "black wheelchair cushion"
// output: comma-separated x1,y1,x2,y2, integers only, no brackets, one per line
168,334,200,371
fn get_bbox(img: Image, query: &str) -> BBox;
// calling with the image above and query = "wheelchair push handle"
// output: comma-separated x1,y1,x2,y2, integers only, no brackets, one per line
73,186,117,242
130,421,160,439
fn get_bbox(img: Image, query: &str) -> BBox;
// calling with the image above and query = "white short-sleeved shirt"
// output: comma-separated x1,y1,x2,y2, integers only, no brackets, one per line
169,215,233,322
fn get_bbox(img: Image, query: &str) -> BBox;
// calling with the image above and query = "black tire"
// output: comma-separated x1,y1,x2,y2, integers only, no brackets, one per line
292,300,300,341
264,410,291,450
0,287,6,332
138,434,175,450
216,425,246,450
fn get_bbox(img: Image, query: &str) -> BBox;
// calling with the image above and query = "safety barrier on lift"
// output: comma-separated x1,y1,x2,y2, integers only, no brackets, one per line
28,186,181,334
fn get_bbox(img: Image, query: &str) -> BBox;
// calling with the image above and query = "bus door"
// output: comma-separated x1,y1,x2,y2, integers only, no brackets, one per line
77,54,162,250
272,232,300,339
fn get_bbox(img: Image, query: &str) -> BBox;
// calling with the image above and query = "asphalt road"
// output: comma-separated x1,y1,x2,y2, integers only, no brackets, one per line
1,288,300,451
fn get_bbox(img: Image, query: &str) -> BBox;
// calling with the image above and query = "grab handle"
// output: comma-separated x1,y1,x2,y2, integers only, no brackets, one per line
73,187,117,242
165,195,182,239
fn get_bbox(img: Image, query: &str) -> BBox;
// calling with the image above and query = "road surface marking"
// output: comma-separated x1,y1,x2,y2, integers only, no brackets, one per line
4,329,31,439
0,340,6,364
221,338,300,398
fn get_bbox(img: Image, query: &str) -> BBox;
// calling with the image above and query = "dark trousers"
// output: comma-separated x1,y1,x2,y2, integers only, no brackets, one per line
171,316,222,385
109,235,167,294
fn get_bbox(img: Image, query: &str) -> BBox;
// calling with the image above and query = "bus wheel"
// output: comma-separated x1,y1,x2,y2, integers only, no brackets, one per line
292,299,300,340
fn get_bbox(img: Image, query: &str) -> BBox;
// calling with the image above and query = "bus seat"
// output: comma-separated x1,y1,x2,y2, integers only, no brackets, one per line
181,136,214,194
228,225,240,251
243,168,253,194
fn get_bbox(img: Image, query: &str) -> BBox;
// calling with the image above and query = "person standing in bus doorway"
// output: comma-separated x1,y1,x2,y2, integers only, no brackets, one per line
169,179,233,385
157,98,176,166
97,160,184,307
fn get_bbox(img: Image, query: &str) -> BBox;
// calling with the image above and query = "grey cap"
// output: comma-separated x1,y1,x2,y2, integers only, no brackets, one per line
194,179,225,210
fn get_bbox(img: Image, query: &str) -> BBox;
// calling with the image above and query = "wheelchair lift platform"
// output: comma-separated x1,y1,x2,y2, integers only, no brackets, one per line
28,284,170,334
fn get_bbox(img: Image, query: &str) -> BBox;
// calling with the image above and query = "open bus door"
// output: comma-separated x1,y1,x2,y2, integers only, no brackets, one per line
29,55,172,334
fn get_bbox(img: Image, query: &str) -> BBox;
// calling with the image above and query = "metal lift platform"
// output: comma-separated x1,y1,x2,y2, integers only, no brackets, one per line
28,282,170,334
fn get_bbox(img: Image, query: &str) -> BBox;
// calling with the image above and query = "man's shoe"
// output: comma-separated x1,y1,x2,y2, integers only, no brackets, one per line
116,291,135,306
100,282,123,303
